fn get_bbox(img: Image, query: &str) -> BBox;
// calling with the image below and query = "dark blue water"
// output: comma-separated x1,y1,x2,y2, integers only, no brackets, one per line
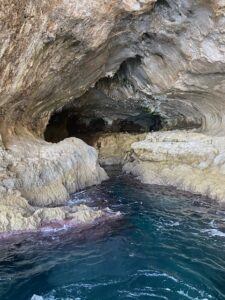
0,168,225,300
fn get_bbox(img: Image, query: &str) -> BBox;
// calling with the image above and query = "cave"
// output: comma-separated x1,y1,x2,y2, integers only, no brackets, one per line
44,109,163,145
2,0,225,233
44,54,165,145
2,3,225,297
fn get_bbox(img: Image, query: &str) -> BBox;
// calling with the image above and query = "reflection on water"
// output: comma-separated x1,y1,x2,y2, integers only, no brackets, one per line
0,167,225,300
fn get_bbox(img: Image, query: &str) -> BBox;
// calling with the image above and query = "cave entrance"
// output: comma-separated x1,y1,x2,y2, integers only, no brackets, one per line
44,109,163,145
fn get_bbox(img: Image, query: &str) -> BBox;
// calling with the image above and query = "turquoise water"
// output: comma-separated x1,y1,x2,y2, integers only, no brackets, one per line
0,169,225,300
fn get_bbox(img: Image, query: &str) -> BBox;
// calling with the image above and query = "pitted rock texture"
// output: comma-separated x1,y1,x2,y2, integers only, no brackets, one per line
0,136,109,233
0,193,117,234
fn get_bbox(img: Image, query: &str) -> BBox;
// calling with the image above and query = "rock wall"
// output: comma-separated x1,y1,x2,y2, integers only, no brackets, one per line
0,0,157,198
77,0,225,135
0,0,156,141
2,0,225,140
93,133,147,165
123,131,225,202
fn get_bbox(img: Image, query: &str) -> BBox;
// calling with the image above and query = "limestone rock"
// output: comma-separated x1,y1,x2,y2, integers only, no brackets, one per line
124,130,225,202
0,189,119,234
0,137,107,206
0,0,156,233
0,135,109,233
0,0,156,139
93,133,147,165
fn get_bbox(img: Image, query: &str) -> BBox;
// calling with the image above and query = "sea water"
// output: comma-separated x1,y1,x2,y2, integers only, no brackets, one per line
0,169,225,300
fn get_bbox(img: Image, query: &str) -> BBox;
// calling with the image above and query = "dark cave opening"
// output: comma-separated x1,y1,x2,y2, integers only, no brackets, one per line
44,109,163,144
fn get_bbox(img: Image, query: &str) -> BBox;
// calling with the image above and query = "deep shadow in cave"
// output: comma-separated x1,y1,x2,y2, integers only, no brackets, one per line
44,54,164,145
44,109,163,144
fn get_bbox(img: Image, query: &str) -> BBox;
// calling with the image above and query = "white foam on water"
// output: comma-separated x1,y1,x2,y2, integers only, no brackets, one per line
31,295,44,300
209,220,217,228
170,221,180,226
201,229,225,237
177,290,209,300
63,279,120,290
136,270,179,282
33,280,120,300
181,282,213,299
40,225,69,233
31,295,77,300
119,290,168,299
156,218,180,231
135,270,213,300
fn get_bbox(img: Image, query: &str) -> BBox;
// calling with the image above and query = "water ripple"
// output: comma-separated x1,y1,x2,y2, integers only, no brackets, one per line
0,172,225,300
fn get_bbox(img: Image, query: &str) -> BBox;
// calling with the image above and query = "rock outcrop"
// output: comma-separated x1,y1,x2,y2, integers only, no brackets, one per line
2,137,107,206
0,136,111,234
0,193,119,234
124,131,225,202
93,133,147,165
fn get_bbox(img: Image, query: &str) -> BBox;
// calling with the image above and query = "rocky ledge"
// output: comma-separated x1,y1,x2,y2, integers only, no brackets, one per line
0,197,120,236
123,130,225,202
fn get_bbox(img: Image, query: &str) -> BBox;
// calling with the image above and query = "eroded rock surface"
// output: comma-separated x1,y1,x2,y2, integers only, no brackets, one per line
75,0,225,135
0,136,107,204
0,0,156,139
124,131,225,202
2,0,225,138
93,133,147,165
8,137,107,206
0,136,109,233
0,192,118,234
